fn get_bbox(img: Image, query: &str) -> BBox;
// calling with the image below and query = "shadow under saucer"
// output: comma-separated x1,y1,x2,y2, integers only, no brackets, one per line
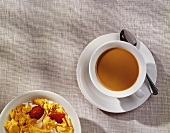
80,118,107,133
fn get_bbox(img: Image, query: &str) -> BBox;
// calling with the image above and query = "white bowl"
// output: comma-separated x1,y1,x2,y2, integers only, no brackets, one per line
0,90,81,133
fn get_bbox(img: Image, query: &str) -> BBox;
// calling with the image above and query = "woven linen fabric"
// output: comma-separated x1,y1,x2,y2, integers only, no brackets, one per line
0,0,170,133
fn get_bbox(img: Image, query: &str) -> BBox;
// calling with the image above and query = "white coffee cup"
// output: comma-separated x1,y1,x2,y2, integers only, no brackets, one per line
89,41,146,98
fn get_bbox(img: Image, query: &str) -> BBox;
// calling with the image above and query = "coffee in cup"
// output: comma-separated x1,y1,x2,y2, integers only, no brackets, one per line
89,41,146,98
96,48,139,92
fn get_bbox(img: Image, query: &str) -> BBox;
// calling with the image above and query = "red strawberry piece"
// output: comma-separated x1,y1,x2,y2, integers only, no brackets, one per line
29,105,44,119
48,113,65,123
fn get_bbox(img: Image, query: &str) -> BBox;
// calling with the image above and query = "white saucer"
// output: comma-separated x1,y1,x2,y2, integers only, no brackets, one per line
76,33,157,113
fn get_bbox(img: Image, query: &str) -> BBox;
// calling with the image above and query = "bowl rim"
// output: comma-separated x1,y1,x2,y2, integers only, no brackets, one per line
0,90,81,133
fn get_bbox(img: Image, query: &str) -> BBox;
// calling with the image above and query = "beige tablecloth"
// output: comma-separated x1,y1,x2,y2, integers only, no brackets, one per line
0,0,170,133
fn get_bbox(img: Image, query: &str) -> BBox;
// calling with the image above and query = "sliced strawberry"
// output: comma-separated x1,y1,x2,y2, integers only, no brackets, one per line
29,105,44,119
48,113,65,123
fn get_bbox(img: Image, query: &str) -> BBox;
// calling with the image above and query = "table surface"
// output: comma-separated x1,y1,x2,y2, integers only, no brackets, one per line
0,0,170,133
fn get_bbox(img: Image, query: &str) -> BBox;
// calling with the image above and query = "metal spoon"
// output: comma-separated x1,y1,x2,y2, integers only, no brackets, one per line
120,29,158,95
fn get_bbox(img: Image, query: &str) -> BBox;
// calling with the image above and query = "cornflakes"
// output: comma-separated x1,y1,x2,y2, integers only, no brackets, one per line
4,98,74,133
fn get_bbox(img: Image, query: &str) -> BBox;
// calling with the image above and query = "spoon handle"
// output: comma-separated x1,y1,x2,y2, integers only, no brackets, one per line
146,73,158,95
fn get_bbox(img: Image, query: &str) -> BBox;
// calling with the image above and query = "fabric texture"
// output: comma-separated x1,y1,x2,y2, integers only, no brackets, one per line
0,0,170,132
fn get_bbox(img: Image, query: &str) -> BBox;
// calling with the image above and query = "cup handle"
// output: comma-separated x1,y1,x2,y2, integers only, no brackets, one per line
135,89,144,98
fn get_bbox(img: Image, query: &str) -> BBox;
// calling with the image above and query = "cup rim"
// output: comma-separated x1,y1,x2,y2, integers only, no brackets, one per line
89,40,146,98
